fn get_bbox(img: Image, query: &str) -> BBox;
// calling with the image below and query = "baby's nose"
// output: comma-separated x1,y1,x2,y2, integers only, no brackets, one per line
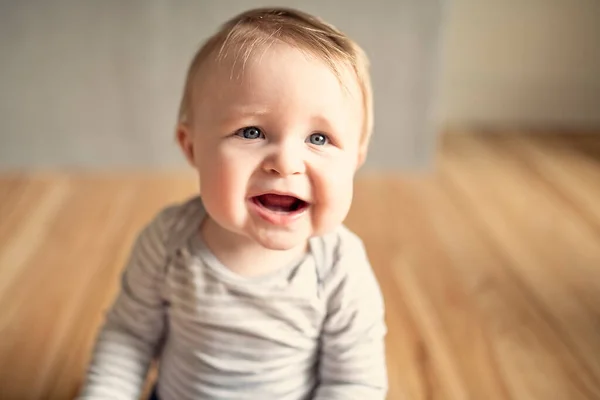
263,143,305,176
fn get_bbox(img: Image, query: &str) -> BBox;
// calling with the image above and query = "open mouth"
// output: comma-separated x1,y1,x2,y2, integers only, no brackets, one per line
251,193,309,214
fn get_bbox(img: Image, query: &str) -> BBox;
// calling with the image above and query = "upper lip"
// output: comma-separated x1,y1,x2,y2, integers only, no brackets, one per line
250,191,310,204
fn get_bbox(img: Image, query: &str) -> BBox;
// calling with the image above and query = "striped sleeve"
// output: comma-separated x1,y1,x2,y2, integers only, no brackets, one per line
314,230,388,400
77,209,172,400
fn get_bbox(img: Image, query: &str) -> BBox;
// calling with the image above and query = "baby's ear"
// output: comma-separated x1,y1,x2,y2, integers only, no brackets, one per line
176,124,196,166
356,142,368,170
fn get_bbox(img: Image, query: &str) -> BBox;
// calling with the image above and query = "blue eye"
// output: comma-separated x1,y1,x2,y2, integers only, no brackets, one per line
237,126,264,139
307,133,328,146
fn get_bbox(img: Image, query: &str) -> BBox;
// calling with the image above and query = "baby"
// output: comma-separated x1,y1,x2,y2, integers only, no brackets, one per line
79,7,387,400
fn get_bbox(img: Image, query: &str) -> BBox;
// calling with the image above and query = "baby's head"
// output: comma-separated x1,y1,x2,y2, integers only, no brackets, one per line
176,7,373,250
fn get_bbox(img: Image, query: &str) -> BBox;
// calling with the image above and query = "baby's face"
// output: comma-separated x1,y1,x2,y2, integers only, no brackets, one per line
182,43,365,250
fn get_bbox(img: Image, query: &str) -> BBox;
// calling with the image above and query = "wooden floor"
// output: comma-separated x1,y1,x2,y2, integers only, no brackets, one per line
1,132,600,399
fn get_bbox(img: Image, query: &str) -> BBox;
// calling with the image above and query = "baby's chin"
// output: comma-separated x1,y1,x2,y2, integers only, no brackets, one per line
247,221,340,252
249,230,310,251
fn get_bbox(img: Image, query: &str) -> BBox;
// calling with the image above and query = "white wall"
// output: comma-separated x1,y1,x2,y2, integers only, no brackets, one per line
0,0,445,170
439,0,600,129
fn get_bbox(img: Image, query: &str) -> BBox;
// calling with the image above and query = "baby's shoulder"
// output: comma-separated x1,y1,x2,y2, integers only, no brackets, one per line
141,195,205,252
313,225,382,306
319,224,365,253
311,224,370,282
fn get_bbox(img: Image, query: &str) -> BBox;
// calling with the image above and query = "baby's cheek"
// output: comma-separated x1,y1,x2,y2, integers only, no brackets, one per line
199,154,240,217
326,157,355,192
313,163,355,231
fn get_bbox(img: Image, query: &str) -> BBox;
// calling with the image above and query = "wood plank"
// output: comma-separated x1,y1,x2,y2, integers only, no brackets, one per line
439,133,600,398
501,134,600,231
389,178,512,400
348,177,449,399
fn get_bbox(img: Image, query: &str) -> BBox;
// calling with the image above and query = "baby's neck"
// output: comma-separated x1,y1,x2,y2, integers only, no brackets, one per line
199,216,307,278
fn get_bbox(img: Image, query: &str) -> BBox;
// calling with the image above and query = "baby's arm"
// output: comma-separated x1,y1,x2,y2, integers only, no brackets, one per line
77,211,170,400
314,232,388,400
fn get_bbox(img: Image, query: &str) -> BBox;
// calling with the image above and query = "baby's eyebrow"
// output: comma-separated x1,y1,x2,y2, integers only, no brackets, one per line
218,105,271,124
231,105,271,117
306,114,344,136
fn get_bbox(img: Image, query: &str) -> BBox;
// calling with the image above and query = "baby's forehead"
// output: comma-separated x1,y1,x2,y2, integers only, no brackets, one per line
196,41,361,101
188,44,362,132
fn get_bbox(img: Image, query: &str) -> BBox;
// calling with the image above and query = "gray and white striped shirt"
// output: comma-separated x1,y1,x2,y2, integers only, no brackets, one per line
78,196,387,400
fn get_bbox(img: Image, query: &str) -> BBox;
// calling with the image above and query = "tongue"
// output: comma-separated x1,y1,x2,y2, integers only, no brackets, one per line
259,194,297,211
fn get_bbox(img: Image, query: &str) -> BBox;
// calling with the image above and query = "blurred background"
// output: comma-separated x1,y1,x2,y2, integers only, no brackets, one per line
1,0,599,171
0,1,599,399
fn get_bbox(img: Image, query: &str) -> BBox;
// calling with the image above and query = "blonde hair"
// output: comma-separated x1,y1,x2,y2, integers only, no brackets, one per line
177,7,373,145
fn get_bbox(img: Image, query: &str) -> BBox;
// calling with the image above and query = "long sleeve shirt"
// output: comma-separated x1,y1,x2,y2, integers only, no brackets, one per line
78,196,387,400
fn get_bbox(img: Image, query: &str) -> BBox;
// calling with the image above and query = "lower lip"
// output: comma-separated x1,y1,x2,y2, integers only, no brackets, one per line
248,197,308,226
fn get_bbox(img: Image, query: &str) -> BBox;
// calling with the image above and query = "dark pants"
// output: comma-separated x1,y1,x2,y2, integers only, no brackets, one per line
148,386,160,400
